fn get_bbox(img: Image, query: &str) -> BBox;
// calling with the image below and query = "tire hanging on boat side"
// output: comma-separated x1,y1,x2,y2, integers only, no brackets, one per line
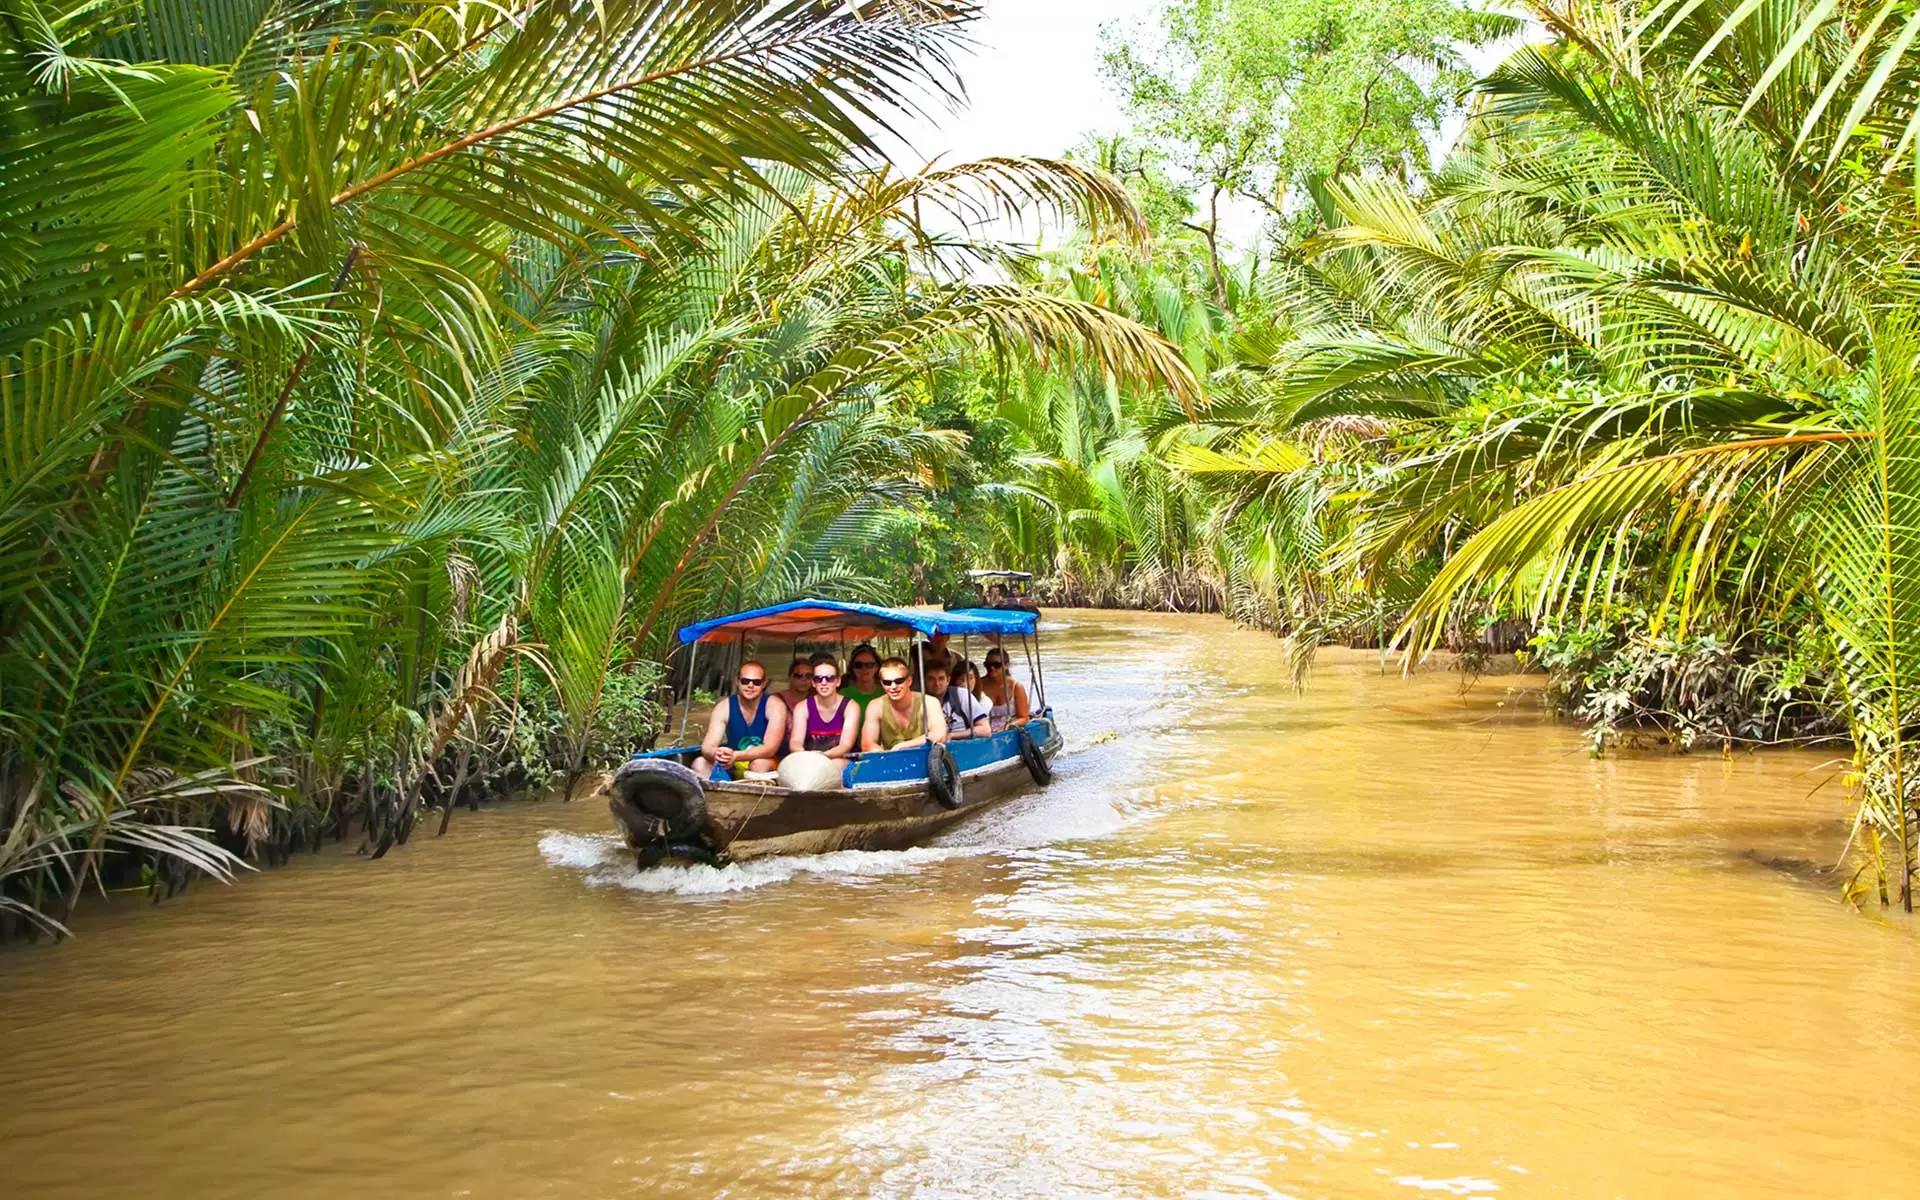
927,743,963,810
609,759,709,842
1016,726,1052,785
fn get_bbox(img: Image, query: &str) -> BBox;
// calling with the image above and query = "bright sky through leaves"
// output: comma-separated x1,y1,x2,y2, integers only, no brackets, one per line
890,0,1261,247
892,1,1151,162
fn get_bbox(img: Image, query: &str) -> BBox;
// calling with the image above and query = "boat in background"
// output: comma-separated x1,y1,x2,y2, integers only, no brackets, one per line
607,598,1061,867
945,568,1041,614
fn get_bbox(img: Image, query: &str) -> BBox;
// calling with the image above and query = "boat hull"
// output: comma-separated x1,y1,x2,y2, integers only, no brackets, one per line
612,719,1061,864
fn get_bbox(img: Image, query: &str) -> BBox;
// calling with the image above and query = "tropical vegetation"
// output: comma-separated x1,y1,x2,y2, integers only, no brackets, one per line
942,0,1920,909
0,0,1197,936
15,0,1920,932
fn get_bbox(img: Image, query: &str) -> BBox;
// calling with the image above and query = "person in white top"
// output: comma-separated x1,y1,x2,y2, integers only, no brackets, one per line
974,648,1031,731
923,658,989,740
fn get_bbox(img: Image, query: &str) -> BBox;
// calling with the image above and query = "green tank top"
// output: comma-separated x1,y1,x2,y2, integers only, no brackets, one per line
876,691,927,750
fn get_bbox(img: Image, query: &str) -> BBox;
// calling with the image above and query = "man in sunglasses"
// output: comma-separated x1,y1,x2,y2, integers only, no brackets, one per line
860,656,948,753
692,661,788,782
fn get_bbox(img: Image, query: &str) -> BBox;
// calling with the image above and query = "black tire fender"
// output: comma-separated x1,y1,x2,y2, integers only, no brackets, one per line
927,743,963,810
1016,726,1053,786
610,758,708,842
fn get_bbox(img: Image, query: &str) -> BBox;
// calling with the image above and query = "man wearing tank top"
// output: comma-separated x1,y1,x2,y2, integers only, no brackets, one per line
861,656,947,752
692,661,787,781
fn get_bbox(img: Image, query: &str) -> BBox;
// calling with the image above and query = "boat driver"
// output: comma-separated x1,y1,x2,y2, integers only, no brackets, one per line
861,657,948,752
924,656,990,740
692,661,788,781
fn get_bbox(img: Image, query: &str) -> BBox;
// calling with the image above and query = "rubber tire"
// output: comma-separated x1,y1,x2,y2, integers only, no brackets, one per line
1016,726,1053,786
927,744,963,810
635,840,726,870
611,759,708,841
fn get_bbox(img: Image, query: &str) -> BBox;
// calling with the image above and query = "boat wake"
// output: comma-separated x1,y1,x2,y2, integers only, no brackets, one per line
538,831,989,896
539,733,1177,898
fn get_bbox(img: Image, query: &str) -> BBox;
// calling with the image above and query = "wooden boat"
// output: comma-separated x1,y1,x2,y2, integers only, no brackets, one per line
946,568,1041,614
607,598,1060,867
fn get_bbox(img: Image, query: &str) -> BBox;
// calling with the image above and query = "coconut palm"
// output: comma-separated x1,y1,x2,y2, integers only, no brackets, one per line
1220,0,1920,904
0,0,1203,933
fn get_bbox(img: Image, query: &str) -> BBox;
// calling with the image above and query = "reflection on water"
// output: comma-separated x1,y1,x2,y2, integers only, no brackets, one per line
4,612,1917,1199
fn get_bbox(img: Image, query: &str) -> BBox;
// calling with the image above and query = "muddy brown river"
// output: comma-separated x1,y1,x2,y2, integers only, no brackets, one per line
4,612,1918,1197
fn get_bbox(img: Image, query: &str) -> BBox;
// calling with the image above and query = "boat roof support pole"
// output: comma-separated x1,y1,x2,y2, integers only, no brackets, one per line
1018,633,1039,708
1032,629,1048,709
677,640,700,744
921,641,936,733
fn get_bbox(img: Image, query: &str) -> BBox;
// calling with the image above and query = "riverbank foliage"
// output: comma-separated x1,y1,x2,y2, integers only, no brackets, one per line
0,0,1200,935
12,0,1920,929
919,0,1920,907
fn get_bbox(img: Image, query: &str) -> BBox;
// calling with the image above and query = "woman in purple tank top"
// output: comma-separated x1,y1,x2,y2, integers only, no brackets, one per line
786,653,860,760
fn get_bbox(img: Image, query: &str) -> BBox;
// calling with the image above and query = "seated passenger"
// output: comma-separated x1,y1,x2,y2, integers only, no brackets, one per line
842,644,883,706
861,657,947,752
975,648,1031,731
778,656,814,718
924,658,990,740
788,653,859,760
908,635,952,689
692,662,787,781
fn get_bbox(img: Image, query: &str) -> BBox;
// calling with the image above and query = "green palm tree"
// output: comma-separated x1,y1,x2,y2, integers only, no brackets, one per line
1234,0,1920,905
0,0,1204,933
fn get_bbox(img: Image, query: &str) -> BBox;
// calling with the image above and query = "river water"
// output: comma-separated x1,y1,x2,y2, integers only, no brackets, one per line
4,612,1918,1197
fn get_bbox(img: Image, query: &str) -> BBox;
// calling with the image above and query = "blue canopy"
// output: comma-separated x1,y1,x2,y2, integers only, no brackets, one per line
675,598,1038,645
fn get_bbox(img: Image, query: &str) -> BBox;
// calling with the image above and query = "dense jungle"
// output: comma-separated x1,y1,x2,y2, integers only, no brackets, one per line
7,0,1920,937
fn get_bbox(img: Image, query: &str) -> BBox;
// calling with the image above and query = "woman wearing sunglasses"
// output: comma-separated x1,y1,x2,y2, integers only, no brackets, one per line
975,647,1031,732
787,653,860,761
840,644,884,706
691,661,788,782
778,656,815,718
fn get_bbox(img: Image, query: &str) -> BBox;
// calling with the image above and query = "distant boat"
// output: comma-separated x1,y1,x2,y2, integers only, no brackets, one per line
607,598,1061,868
945,568,1040,614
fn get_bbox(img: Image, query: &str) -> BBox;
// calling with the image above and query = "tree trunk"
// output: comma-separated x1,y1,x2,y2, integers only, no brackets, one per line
438,740,474,836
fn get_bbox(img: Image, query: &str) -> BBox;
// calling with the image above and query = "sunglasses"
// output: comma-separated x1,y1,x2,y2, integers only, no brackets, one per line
851,660,878,670
811,673,838,683
986,660,1005,669
879,675,909,687
737,676,766,687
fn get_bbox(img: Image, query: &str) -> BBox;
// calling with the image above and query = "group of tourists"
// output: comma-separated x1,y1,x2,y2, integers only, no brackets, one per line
691,641,1033,782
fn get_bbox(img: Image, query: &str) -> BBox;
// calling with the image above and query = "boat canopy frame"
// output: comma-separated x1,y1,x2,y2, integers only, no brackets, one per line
669,598,1048,745
964,569,1034,581
675,598,1037,644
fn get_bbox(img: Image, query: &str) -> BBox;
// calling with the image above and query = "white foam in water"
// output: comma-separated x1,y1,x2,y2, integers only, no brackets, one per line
538,831,619,870
537,831,988,896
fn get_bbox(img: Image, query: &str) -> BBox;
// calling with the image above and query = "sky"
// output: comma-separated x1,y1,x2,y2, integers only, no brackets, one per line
884,2,1533,252
885,0,1272,248
889,1,1156,167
